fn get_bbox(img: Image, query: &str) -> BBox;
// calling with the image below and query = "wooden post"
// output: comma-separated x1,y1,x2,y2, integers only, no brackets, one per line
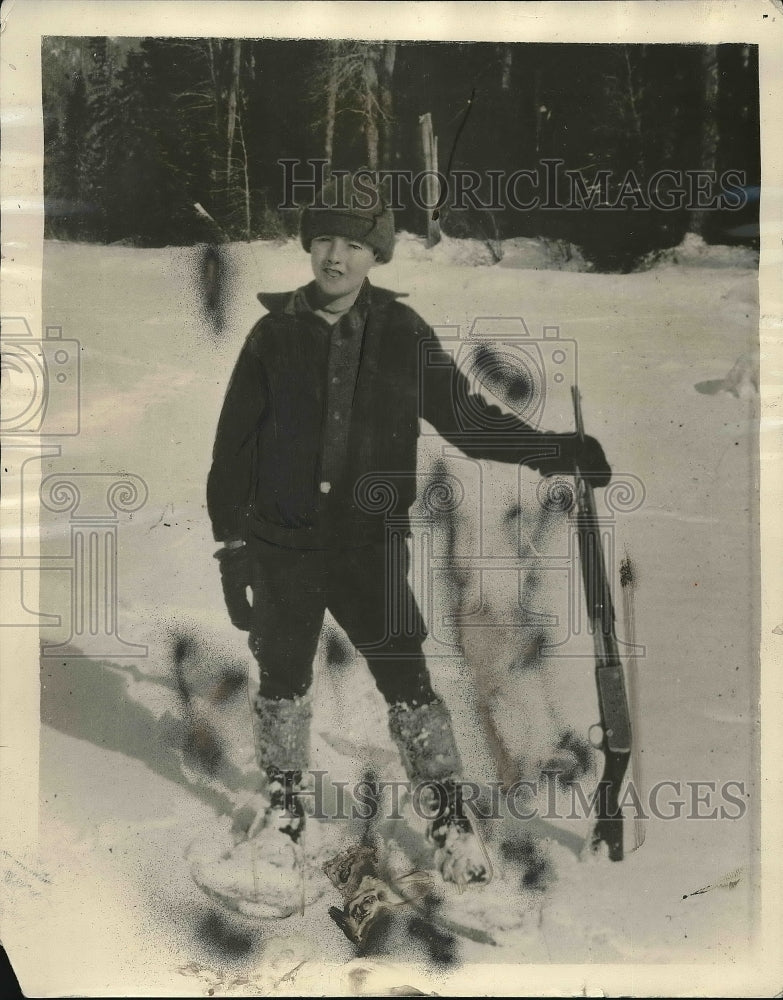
418,112,442,247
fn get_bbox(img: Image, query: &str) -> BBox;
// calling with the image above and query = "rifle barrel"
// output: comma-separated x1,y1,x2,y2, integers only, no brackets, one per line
570,385,632,859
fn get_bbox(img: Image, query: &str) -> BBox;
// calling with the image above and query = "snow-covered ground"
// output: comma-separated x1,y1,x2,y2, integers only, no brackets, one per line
2,233,763,995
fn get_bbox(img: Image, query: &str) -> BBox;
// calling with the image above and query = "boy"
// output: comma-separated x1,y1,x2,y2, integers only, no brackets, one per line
205,175,610,909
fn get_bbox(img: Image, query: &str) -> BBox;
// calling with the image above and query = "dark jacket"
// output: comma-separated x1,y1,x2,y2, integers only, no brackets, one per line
207,280,572,549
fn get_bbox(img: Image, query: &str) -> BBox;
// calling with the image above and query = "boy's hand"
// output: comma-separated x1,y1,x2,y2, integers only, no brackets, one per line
527,433,611,488
214,543,254,631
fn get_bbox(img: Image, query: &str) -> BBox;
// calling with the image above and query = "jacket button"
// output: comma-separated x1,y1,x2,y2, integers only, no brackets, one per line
319,481,331,493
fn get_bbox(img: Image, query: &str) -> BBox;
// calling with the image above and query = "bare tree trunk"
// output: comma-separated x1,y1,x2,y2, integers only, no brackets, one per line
362,45,380,170
701,44,719,168
324,41,339,172
237,106,251,239
534,68,542,154
419,112,441,247
692,44,719,237
379,42,396,171
501,45,513,91
226,39,242,187
623,45,644,170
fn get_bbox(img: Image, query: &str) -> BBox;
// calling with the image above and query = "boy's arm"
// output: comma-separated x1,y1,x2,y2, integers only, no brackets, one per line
207,332,269,542
418,325,610,485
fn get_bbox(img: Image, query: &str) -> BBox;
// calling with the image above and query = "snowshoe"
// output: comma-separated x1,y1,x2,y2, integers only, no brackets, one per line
189,830,321,921
188,767,326,921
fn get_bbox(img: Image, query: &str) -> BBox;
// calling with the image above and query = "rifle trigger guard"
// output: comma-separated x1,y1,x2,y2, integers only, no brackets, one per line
588,723,604,749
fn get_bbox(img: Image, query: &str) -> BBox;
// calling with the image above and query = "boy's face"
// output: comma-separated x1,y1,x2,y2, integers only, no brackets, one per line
310,235,377,301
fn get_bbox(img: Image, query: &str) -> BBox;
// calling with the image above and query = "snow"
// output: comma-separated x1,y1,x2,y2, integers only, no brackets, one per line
2,234,766,995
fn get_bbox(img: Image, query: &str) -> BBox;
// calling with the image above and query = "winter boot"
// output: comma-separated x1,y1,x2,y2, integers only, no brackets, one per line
424,777,491,890
189,692,325,919
230,692,313,843
387,699,491,889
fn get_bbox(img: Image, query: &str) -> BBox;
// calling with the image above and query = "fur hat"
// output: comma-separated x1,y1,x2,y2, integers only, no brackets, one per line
300,173,395,263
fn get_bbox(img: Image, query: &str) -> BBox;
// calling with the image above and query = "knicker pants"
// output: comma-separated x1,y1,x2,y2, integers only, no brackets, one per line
247,534,436,707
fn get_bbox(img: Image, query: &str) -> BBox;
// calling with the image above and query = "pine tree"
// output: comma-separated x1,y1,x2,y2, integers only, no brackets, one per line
58,72,89,238
82,37,116,241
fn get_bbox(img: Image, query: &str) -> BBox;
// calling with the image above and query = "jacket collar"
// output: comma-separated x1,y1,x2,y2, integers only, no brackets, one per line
257,279,405,317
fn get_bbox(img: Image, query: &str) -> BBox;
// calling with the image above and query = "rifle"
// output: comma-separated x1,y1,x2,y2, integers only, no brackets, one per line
571,386,632,861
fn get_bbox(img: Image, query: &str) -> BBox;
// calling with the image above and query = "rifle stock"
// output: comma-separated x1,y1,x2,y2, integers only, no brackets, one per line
571,386,632,861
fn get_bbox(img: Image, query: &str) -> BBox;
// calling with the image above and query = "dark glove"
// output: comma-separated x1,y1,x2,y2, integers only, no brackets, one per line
527,433,611,488
214,543,254,631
